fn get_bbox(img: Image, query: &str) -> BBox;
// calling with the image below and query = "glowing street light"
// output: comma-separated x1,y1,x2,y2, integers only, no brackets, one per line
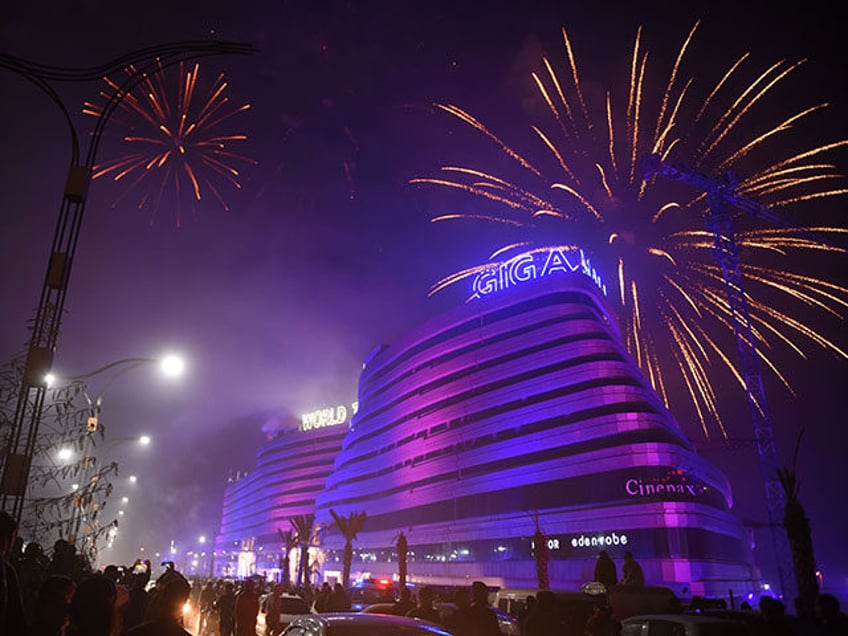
57,353,186,389
43,354,186,441
160,354,185,378
49,355,176,553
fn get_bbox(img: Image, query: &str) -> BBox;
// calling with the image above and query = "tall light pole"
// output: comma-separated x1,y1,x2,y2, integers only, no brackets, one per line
0,41,253,521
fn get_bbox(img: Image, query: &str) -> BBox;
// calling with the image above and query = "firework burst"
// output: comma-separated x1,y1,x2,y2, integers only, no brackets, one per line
412,23,848,438
84,61,255,226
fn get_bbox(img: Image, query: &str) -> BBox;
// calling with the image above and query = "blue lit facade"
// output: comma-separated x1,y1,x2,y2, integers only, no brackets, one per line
215,423,347,577
313,272,757,598
218,267,757,597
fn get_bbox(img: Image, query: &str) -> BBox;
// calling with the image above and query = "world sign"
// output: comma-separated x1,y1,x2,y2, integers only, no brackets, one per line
300,402,359,432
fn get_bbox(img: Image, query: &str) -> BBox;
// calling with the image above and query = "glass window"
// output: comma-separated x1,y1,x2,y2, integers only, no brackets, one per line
280,598,310,614
646,620,686,636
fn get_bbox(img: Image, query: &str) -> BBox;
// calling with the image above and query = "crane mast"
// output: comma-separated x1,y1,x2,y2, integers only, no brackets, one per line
643,154,793,601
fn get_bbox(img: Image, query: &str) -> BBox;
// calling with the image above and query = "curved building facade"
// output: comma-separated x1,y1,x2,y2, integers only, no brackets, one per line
216,420,348,577
314,262,756,597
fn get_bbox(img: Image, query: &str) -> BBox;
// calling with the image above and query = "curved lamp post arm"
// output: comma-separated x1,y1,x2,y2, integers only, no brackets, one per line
68,357,159,382
0,41,252,521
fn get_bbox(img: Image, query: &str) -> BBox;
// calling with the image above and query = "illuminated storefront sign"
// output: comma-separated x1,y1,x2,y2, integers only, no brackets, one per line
237,550,256,578
624,470,706,498
301,402,359,431
570,532,629,548
531,537,564,551
471,247,607,299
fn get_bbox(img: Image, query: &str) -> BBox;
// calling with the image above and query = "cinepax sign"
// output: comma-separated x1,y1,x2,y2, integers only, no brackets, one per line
624,470,706,498
471,247,607,299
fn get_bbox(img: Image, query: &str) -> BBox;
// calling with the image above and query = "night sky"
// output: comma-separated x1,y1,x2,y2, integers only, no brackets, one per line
1,0,846,601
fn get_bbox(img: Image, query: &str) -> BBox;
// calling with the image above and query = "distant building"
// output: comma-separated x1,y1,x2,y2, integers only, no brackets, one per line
214,417,348,579
219,248,757,597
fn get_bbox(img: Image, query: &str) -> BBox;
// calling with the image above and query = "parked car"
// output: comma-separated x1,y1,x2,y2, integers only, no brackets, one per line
608,586,680,621
363,600,519,635
361,602,398,614
432,602,521,636
621,613,755,635
683,608,761,627
493,585,679,627
280,612,455,635
258,592,313,635
348,578,398,611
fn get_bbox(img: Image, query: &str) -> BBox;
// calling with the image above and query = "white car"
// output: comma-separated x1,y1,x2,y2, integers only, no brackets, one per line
258,592,313,635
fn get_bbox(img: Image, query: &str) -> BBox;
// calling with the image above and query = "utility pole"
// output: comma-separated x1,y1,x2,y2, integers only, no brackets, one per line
0,42,254,522
644,153,795,601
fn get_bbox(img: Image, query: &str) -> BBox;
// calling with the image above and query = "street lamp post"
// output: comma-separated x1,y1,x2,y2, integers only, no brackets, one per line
19,353,179,557
55,355,185,436
0,41,254,522
66,433,152,556
55,355,178,558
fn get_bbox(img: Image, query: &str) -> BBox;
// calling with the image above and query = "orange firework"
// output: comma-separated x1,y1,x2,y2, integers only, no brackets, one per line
412,23,848,438
85,60,255,226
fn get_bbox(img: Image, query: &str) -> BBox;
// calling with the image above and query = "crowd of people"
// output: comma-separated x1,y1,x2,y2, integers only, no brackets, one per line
1,511,196,635
3,510,848,636
192,578,504,636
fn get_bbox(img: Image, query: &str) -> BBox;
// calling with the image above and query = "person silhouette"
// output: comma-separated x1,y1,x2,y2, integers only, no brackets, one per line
621,551,644,586
464,581,500,636
593,550,618,588
523,589,560,636
127,574,192,635
406,585,441,624
234,579,259,636
0,511,26,635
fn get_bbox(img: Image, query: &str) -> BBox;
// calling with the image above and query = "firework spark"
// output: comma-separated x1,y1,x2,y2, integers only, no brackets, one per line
412,23,848,438
84,61,255,226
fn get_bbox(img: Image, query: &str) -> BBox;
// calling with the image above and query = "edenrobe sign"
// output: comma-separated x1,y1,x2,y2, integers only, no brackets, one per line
471,247,607,299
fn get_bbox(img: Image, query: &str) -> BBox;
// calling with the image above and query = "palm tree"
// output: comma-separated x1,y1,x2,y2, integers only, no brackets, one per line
290,514,316,588
277,528,296,586
529,510,550,589
329,509,366,588
396,531,408,589
777,430,818,615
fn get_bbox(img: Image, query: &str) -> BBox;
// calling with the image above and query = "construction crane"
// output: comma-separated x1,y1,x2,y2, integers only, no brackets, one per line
642,153,794,601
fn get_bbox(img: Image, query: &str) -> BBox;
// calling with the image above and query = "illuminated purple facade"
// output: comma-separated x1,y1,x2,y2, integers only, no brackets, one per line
215,423,347,576
313,271,757,597
217,261,756,596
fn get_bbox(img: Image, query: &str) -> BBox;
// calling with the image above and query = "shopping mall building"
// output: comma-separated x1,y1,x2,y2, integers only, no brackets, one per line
215,246,758,598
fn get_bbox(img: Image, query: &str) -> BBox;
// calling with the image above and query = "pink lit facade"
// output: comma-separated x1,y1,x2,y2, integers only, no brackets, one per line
215,423,347,577
218,271,757,597
314,273,757,598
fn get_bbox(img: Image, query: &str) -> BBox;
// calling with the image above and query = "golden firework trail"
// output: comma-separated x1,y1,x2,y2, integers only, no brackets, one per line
84,61,255,226
412,23,848,438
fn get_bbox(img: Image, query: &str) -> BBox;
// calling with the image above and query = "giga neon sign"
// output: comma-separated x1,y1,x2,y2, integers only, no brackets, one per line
471,247,607,299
